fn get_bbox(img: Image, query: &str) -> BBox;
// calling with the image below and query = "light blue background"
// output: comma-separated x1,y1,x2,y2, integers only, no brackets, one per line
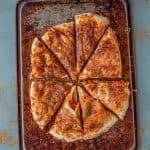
0,0,150,149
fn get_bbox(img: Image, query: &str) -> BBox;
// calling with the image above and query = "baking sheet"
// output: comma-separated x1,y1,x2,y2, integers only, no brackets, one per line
16,0,138,149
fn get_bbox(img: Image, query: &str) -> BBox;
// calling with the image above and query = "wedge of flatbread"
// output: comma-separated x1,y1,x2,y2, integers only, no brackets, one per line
49,86,83,142
30,38,69,80
82,80,130,119
78,86,117,140
30,80,72,129
79,27,122,80
42,22,77,81
75,13,109,73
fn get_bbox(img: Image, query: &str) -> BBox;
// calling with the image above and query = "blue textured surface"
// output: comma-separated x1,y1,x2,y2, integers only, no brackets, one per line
131,0,150,149
0,0,150,149
0,0,19,150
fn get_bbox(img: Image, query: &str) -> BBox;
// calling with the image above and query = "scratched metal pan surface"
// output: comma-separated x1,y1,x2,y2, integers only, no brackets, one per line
16,0,138,149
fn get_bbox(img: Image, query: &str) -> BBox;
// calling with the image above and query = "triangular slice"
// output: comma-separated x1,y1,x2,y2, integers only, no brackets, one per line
79,27,122,80
78,86,117,140
49,86,83,142
30,38,69,80
82,80,130,119
30,80,72,129
42,22,77,81
75,13,109,73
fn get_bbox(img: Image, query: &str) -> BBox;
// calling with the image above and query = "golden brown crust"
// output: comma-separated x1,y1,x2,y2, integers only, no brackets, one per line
30,38,69,80
42,22,77,81
30,80,72,129
49,87,83,142
79,27,122,79
78,87,117,140
82,80,130,119
75,13,109,73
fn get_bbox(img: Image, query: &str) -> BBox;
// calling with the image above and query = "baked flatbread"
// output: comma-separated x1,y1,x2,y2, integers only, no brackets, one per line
42,22,77,81
30,13,129,142
78,86,117,140
30,80,72,129
75,13,109,73
82,80,130,119
49,86,83,142
30,38,69,80
80,27,122,79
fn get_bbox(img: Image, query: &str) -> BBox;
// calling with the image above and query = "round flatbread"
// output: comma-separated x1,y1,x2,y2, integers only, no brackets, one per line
30,13,130,142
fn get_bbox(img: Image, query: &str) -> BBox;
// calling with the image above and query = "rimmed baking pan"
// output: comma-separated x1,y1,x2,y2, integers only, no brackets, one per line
16,0,138,149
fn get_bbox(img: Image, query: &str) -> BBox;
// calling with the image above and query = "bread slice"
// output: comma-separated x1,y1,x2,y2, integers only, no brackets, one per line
30,38,69,80
82,80,130,119
75,13,109,73
42,22,77,81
